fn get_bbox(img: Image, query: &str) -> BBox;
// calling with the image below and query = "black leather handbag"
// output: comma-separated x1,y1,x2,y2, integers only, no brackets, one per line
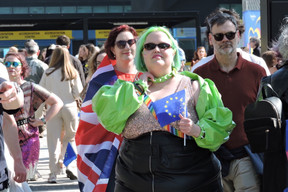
244,78,282,153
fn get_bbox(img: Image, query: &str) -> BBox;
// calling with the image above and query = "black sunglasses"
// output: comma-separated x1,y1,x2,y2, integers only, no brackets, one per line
115,39,136,49
143,43,171,51
211,31,237,41
4,61,22,68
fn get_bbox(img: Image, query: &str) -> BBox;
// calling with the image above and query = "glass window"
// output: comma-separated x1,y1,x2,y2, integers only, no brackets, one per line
108,6,123,13
123,6,131,12
46,7,60,14
93,6,108,13
231,4,242,18
77,6,92,13
0,7,11,14
177,38,196,63
30,7,44,14
13,7,28,14
219,4,242,18
62,6,76,14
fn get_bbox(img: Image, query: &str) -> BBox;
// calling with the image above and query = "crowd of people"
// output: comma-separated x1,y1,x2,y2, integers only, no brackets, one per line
1,7,288,192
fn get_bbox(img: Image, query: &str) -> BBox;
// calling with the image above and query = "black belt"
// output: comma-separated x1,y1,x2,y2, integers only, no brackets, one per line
16,118,29,126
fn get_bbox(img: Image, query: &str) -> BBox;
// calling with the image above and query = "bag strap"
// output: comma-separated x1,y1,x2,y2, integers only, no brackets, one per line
259,76,279,99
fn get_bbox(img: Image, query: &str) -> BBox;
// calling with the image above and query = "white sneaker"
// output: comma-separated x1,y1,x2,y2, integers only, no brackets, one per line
48,173,57,183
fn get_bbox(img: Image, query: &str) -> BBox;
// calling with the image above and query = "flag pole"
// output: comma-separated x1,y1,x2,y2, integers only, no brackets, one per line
184,104,187,146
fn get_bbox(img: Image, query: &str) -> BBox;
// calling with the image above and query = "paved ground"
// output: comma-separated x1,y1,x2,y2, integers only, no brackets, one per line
27,131,80,192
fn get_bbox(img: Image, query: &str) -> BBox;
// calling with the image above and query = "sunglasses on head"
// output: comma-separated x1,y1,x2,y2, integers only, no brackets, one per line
115,39,136,49
143,43,171,51
4,61,22,68
211,31,237,41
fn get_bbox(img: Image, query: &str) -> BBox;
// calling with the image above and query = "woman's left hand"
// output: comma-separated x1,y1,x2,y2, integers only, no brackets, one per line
178,114,200,137
29,118,44,127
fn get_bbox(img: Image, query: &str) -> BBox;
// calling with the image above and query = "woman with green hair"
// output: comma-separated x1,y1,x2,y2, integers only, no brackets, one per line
93,26,235,191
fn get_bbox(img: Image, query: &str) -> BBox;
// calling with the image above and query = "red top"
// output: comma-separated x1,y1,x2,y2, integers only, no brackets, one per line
194,53,266,149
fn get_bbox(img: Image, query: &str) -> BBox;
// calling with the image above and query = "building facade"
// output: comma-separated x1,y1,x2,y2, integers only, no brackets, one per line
0,0,242,60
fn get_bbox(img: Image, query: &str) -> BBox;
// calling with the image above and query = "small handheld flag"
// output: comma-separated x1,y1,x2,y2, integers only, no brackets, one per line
64,142,77,167
152,90,186,127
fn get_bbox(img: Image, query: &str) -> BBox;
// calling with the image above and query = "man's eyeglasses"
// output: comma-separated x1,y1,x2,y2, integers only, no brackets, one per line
4,61,22,68
211,31,237,41
143,43,171,51
115,39,136,49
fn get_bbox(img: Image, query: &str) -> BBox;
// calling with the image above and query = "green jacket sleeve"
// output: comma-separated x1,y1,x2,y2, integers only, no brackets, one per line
181,71,236,151
92,79,144,134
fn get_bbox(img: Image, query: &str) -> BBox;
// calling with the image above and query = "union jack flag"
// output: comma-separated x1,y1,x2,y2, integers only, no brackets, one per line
75,55,136,192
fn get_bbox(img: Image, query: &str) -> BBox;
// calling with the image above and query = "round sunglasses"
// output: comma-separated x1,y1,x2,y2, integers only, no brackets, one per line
4,61,22,68
211,31,237,41
143,43,171,50
115,39,136,49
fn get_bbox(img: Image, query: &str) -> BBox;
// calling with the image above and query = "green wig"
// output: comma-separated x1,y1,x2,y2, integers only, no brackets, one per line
135,26,181,72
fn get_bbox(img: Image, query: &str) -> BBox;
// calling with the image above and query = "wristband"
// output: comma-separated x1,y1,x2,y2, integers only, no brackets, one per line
134,83,144,96
133,79,148,96
40,117,46,124
193,122,205,139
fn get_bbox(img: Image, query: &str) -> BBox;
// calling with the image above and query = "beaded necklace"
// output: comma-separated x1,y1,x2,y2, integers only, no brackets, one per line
152,68,177,83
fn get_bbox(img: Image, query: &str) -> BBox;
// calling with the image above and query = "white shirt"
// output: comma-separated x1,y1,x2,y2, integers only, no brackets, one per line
0,63,9,80
191,48,270,76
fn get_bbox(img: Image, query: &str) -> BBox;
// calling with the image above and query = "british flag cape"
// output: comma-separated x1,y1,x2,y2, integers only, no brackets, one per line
75,55,135,192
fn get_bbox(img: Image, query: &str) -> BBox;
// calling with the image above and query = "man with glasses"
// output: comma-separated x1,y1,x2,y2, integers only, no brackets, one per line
191,8,269,76
194,8,266,191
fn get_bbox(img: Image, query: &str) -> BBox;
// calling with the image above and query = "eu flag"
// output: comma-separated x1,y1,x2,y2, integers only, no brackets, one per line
64,142,77,167
153,89,186,127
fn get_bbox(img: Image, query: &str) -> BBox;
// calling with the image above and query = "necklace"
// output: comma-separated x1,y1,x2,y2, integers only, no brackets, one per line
152,68,177,83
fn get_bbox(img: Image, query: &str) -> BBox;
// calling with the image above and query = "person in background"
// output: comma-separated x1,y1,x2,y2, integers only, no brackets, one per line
191,46,207,67
178,47,187,72
240,46,249,53
194,8,266,191
44,44,56,65
0,69,26,192
25,39,49,140
38,47,47,62
262,50,278,75
76,24,138,192
4,52,63,182
40,46,82,183
249,37,261,57
190,8,270,76
8,46,18,54
94,49,106,71
79,48,106,100
45,35,85,86
259,23,288,192
93,26,235,192
24,39,48,84
78,43,97,79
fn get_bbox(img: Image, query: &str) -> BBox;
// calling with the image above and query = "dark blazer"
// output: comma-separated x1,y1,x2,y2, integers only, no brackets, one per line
261,64,288,192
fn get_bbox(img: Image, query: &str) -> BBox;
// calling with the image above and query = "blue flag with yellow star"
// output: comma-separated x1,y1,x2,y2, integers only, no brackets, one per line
64,142,77,167
152,89,186,127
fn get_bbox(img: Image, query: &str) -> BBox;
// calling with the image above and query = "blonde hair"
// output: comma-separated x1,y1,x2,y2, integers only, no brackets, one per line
46,46,78,81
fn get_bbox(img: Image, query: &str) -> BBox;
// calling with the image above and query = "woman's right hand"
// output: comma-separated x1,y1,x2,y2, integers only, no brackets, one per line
138,72,154,86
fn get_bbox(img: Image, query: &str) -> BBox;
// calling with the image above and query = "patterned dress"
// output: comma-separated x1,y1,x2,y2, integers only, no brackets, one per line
13,81,50,179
